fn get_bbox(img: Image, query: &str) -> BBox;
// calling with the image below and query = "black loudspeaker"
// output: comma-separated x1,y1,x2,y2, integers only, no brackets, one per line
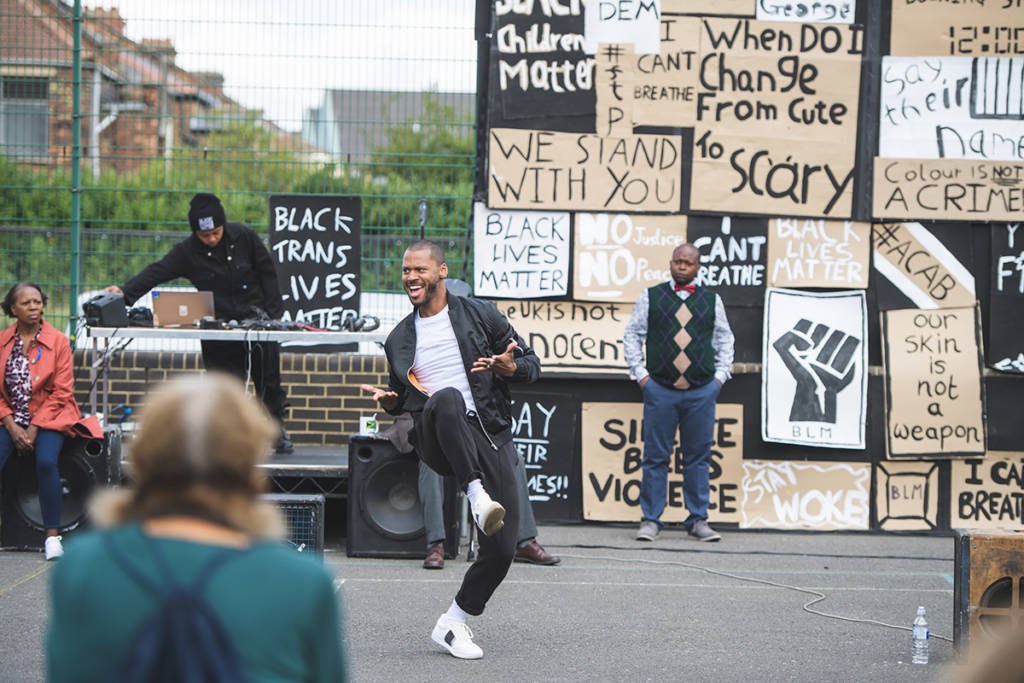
1,426,122,550
82,292,128,327
262,493,325,556
954,529,1024,656
346,435,459,559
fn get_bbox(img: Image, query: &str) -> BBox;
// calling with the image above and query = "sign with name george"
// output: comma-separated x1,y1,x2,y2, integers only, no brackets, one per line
951,456,1024,531
872,221,975,310
988,222,1024,373
511,392,578,521
492,299,630,375
767,217,869,288
882,306,986,458
688,215,767,306
762,288,868,449
488,128,685,212
740,460,870,530
756,0,855,24
580,401,743,523
889,2,1024,57
573,212,687,303
473,203,570,298
268,194,360,332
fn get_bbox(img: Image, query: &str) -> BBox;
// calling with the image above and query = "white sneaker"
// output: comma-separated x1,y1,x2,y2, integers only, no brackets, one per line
431,614,483,659
44,536,64,561
470,495,505,537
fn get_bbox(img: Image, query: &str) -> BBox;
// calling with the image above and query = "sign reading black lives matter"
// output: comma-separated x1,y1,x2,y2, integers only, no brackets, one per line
511,392,578,521
473,202,570,299
989,223,1024,374
762,288,868,449
268,195,361,331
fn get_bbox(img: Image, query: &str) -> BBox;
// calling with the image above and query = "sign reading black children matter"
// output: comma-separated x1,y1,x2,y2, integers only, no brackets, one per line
268,195,361,330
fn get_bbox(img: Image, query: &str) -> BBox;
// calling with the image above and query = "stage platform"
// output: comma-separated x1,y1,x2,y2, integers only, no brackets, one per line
259,446,349,497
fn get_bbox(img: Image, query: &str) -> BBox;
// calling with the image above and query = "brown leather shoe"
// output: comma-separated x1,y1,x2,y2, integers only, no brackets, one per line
514,540,560,565
422,542,445,569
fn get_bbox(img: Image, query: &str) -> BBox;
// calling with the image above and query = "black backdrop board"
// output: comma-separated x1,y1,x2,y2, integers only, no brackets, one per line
687,215,768,307
984,376,1024,452
511,391,579,522
988,223,1024,373
268,194,361,351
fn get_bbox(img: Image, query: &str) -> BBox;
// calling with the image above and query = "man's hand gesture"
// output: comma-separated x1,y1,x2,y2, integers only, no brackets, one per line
471,341,518,377
360,384,399,412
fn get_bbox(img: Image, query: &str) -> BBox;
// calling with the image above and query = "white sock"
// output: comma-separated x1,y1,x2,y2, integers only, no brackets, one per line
444,600,469,624
466,479,489,508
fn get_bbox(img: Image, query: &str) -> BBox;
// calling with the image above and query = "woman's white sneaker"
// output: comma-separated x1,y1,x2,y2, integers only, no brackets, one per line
44,536,64,561
431,614,483,659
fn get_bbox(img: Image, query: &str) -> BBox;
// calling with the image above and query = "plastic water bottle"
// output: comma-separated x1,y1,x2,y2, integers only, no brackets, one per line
911,606,929,664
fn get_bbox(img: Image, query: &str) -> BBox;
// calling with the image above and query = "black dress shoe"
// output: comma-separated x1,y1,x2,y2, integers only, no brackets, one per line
275,427,294,454
422,542,445,569
514,540,560,565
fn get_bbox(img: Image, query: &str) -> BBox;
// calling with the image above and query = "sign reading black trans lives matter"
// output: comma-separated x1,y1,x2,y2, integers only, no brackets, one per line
268,195,361,330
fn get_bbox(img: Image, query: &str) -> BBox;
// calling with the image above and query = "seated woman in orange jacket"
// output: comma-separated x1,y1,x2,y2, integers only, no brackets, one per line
0,282,100,560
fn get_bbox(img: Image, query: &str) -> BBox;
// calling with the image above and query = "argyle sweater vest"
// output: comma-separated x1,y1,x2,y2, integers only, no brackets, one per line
645,284,716,389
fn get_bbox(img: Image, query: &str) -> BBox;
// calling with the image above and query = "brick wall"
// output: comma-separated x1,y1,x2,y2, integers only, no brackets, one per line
73,350,389,447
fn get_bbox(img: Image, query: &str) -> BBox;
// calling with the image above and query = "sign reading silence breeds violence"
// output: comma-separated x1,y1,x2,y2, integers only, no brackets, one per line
882,307,986,458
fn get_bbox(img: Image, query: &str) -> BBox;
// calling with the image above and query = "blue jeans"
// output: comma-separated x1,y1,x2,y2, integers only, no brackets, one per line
0,427,65,530
639,378,720,530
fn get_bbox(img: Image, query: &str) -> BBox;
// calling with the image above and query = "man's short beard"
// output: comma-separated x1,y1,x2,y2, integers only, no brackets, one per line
410,280,440,308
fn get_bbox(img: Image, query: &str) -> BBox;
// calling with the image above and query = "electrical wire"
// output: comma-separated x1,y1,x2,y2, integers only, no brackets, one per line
556,550,953,643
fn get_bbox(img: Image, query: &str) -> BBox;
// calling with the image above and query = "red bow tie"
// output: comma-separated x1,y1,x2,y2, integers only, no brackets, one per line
674,283,696,294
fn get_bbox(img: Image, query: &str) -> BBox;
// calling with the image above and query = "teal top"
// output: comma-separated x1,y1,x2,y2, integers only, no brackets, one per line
47,523,348,683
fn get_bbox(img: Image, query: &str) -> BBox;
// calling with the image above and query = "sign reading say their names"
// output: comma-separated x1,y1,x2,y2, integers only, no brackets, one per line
268,194,360,330
511,392,578,521
473,203,569,298
488,128,685,213
573,212,686,303
951,456,1024,531
580,402,744,523
740,460,870,530
767,217,869,288
882,307,986,458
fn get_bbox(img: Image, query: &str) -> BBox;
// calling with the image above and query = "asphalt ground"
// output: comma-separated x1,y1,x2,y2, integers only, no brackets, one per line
1,523,972,682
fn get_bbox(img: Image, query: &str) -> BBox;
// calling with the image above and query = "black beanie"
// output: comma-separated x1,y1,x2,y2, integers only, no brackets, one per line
188,193,226,232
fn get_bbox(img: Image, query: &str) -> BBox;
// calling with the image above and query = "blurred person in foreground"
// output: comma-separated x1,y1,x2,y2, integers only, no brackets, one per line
0,282,101,560
46,373,348,682
362,239,540,659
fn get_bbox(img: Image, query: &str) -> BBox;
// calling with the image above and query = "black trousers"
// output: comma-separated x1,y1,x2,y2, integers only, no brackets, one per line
200,340,289,420
414,387,519,616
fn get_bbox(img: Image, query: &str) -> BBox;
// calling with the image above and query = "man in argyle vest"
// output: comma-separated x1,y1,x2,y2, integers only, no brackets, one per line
622,243,735,542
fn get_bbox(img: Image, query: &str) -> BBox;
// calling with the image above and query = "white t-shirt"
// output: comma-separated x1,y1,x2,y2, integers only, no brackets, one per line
412,305,476,411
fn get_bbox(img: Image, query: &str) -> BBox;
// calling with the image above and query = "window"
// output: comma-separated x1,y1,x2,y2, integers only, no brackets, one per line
0,78,50,158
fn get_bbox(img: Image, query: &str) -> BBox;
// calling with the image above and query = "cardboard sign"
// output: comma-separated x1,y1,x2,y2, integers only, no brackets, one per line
989,222,1024,373
756,1,855,24
688,215,767,306
663,0,754,16
581,402,744,523
767,218,869,288
740,460,870,530
573,212,687,303
488,128,685,212
762,288,868,449
583,0,661,55
268,194,360,330
882,307,986,458
951,457,1024,531
871,221,976,310
879,56,1024,161
874,460,940,532
873,158,1024,222
618,18,703,128
493,299,630,375
890,2,1024,57
472,203,570,298
594,42,636,137
511,392,578,521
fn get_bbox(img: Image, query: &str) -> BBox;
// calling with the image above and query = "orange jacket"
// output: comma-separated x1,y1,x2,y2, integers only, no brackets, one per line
0,320,101,438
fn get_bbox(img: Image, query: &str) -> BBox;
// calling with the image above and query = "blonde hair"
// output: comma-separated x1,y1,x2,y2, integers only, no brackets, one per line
90,372,284,539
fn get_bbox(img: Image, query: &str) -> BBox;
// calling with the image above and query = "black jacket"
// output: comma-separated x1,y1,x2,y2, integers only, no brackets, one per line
121,222,283,321
384,295,540,447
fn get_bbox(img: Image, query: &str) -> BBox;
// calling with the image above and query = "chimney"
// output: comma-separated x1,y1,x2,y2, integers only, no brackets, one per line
85,8,125,36
141,38,177,65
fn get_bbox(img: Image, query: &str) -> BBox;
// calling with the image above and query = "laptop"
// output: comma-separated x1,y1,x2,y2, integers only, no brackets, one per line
151,290,216,327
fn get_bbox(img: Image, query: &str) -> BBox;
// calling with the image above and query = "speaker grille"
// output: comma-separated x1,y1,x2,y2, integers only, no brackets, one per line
358,453,423,540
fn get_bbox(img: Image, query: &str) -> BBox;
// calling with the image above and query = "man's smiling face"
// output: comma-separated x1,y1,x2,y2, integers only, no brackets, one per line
402,247,448,312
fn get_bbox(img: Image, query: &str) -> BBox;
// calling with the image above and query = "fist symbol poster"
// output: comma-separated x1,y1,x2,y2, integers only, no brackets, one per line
762,288,868,449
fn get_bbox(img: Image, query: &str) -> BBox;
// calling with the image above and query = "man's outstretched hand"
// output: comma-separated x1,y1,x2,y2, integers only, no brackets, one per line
471,341,518,377
360,384,399,412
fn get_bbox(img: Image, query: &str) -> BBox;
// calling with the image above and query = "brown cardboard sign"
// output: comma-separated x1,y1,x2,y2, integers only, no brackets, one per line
488,128,685,212
875,460,940,531
871,221,976,309
492,300,630,375
595,43,636,137
573,213,687,303
890,2,1024,57
767,218,870,288
740,460,870,530
663,0,754,16
581,402,744,523
873,158,1024,222
951,456,1024,531
882,306,986,458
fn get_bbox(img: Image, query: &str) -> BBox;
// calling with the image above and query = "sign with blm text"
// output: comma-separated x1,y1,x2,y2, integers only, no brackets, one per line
473,203,570,299
268,195,360,335
881,307,986,458
511,392,578,521
874,460,940,532
580,402,743,523
989,222,1024,374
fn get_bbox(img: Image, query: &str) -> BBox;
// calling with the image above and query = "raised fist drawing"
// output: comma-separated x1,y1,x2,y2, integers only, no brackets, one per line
772,319,860,423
